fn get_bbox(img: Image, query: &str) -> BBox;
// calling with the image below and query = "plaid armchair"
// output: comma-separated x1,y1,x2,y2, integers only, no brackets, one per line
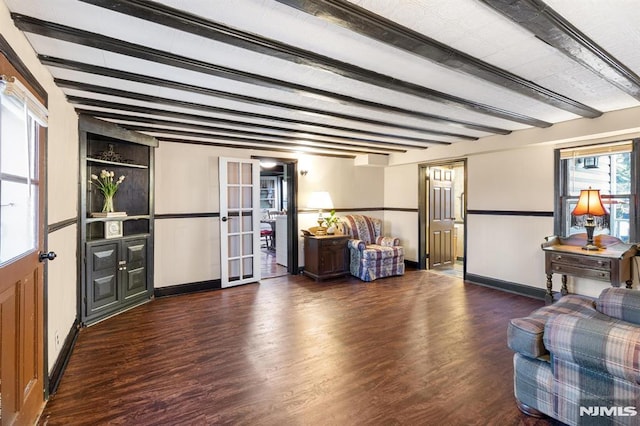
341,215,404,281
508,287,640,425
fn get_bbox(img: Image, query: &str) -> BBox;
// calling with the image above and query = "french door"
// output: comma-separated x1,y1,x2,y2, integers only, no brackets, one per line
219,157,261,287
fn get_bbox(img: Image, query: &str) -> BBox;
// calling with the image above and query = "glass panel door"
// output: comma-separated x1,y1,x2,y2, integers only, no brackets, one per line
219,157,260,287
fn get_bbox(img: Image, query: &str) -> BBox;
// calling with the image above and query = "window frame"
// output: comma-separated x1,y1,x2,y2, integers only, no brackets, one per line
0,80,43,265
554,139,640,242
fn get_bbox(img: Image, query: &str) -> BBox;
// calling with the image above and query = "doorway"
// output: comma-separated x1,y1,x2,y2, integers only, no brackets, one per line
418,160,466,277
257,158,298,279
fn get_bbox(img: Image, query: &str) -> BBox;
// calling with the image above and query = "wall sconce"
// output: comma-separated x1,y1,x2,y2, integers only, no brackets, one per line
298,155,311,177
572,187,607,251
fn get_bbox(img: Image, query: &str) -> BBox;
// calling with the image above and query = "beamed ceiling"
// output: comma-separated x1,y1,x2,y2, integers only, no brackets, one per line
4,0,640,158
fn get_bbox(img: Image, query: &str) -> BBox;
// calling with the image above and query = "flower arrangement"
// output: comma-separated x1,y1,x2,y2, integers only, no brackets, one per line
89,170,125,212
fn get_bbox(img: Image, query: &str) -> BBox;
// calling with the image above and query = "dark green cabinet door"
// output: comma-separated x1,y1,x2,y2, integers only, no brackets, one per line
85,236,149,323
86,241,120,317
123,238,147,300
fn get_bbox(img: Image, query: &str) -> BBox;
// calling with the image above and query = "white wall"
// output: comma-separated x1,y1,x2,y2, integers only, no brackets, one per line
154,142,235,288
298,155,384,208
1,2,79,372
465,146,556,292
467,146,555,211
383,164,418,261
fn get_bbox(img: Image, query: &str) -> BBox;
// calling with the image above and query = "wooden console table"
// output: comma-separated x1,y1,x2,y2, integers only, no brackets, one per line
541,234,637,304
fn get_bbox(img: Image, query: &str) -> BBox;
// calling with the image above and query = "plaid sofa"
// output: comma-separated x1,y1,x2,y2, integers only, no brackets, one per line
341,215,405,281
508,288,640,425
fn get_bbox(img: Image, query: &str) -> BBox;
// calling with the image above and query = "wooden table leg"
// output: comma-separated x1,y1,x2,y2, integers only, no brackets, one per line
561,275,568,296
545,273,554,304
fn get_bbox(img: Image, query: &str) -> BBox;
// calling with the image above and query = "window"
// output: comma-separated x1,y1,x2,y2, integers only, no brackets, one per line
556,141,637,242
0,76,47,264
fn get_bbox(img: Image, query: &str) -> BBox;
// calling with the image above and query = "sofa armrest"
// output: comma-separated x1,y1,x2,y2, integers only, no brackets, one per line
507,294,596,359
348,239,366,251
375,236,400,247
544,314,640,384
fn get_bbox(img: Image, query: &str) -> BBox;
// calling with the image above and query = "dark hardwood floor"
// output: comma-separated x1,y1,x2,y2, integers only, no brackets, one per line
261,247,287,279
40,271,557,425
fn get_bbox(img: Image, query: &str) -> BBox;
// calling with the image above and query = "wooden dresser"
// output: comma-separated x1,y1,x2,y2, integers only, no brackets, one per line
541,234,637,304
303,234,350,281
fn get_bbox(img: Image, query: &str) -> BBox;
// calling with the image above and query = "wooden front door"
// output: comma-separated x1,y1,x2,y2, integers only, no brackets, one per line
0,77,47,424
428,167,455,268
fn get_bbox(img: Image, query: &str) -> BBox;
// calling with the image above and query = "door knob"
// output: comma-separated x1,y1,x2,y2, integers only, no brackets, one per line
39,251,57,262
221,216,228,222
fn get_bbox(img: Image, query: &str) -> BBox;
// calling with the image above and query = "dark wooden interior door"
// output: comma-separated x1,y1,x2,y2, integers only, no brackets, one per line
0,92,47,424
428,167,455,269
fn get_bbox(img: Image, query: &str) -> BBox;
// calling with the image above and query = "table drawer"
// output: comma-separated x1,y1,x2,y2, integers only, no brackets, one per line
551,263,611,281
319,237,348,248
549,253,611,270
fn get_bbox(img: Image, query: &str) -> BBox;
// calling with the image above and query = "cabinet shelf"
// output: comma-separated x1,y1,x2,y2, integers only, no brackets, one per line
87,232,151,243
87,157,148,169
86,215,150,223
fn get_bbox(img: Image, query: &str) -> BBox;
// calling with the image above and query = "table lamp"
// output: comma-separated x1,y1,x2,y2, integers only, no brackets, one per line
572,187,607,251
307,191,333,227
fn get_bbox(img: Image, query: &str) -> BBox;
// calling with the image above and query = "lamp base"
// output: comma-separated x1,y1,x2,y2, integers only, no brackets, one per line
582,220,600,251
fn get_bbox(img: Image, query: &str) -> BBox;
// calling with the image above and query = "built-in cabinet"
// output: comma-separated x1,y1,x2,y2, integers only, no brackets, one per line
79,116,158,325
85,237,148,318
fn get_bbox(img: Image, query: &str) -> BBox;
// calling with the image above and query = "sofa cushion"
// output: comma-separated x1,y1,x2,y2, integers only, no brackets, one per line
545,313,640,384
360,245,404,261
507,295,596,359
596,287,640,325
552,356,640,426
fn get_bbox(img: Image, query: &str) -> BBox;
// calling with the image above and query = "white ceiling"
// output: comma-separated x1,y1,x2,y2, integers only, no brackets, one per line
4,0,640,158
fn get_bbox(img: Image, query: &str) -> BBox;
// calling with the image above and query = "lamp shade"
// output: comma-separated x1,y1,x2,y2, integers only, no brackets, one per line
572,188,607,216
307,191,333,210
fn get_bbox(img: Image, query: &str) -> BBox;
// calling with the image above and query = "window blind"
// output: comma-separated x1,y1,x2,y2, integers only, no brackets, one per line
0,75,48,127
559,141,631,159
